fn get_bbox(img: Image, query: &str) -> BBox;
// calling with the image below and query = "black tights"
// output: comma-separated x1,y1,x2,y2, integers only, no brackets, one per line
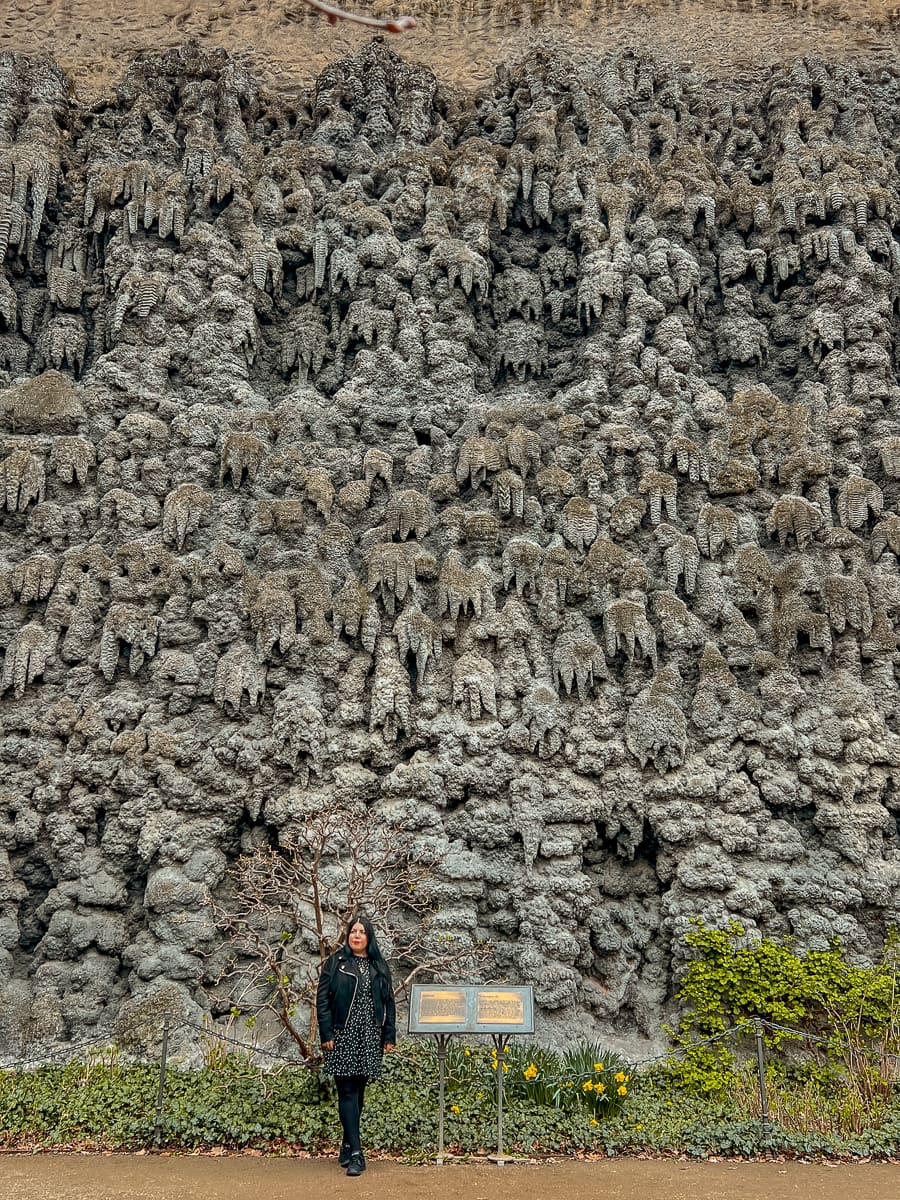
336,1074,367,1153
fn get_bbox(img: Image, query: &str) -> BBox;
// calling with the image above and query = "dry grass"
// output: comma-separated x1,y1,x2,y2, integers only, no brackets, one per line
1,0,899,97
735,1066,900,1138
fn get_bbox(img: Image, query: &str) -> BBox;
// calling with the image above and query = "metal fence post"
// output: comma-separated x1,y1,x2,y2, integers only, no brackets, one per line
754,1019,770,1137
154,1016,171,1145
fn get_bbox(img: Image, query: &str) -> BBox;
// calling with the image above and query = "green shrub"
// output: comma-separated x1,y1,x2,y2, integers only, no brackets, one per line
664,920,900,1129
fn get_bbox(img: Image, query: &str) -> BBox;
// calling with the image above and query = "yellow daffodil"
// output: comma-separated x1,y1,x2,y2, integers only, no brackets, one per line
635,1123,643,1131
524,1064,538,1080
464,1049,471,1057
594,1063,604,1072
582,1080,594,1092
614,1071,626,1083
596,1082,605,1093
590,1119,599,1127
450,1104,460,1114
502,1062,508,1072
617,1085,627,1096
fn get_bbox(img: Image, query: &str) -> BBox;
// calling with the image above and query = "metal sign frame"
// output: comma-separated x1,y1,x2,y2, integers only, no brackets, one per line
408,985,534,1166
407,984,535,1035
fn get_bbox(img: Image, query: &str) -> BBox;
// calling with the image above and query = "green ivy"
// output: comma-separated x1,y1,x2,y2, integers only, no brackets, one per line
3,933,900,1163
2,1047,900,1158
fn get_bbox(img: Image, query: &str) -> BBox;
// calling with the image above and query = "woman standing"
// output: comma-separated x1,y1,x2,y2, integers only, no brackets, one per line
316,915,396,1176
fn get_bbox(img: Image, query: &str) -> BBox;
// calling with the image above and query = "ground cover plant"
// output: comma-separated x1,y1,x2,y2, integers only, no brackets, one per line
3,928,900,1158
0,1041,896,1159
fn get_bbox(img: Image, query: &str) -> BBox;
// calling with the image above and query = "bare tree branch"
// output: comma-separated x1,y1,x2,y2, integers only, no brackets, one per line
210,799,492,1066
296,0,417,32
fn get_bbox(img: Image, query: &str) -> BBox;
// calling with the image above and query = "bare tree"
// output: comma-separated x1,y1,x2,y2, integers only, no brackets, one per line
212,800,491,1063
297,0,417,32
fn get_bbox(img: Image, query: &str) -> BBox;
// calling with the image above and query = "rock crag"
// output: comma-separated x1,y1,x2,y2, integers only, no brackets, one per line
1,39,899,1054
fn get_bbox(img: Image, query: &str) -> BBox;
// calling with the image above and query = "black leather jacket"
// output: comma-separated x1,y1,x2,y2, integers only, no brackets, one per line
316,949,397,1046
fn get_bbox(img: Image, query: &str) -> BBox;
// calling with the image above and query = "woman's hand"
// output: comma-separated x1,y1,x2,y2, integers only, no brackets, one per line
384,1042,395,1053
321,1040,334,1051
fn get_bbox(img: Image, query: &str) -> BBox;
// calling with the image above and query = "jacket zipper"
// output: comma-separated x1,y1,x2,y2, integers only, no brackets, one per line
338,960,359,1022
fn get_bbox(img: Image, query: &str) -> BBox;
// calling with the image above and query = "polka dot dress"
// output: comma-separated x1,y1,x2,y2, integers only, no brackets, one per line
324,957,384,1079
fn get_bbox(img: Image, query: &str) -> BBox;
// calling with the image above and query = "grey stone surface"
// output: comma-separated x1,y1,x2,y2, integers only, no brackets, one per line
0,39,899,1055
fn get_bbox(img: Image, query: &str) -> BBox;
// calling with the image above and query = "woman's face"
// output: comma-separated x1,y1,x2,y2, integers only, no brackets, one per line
348,921,369,954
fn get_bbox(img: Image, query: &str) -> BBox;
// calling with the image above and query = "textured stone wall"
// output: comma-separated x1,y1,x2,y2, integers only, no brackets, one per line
1,39,899,1055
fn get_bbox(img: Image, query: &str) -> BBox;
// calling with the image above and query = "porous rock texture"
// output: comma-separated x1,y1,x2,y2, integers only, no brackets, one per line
1,38,900,1056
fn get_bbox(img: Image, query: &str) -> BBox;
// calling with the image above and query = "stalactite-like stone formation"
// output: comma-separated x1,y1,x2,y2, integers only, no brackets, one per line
1,39,899,1052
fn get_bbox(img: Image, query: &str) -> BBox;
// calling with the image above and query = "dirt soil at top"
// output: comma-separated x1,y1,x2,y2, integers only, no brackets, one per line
3,1154,900,1200
2,0,900,97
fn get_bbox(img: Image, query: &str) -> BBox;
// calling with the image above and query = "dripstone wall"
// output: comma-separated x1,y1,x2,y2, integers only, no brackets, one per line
1,39,899,1055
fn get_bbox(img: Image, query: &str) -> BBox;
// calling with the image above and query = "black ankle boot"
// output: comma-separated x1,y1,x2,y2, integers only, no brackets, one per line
346,1152,366,1176
338,1142,351,1167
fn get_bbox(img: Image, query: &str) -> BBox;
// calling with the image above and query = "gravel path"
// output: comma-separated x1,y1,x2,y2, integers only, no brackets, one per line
3,1154,900,1200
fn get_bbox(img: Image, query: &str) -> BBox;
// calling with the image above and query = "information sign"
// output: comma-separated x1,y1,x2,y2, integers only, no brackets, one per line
416,988,468,1025
408,985,534,1034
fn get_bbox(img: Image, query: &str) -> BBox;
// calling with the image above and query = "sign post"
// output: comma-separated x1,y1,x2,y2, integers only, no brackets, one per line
491,1032,510,1163
435,1032,451,1164
408,985,534,1167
